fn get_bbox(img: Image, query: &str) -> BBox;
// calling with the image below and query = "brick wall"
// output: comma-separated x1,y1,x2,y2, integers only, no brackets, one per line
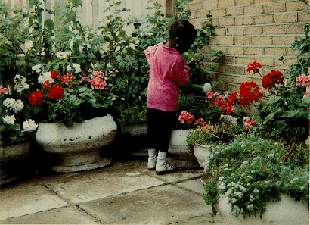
187,0,309,91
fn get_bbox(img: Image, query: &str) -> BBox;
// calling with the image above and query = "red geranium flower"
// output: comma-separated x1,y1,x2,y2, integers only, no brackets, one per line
246,61,262,73
29,91,45,105
44,80,51,89
48,85,64,99
51,70,60,80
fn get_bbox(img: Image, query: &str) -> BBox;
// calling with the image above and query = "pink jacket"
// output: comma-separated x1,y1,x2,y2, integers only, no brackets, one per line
145,42,191,111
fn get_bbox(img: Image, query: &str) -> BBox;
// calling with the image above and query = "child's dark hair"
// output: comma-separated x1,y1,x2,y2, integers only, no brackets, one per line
168,20,197,44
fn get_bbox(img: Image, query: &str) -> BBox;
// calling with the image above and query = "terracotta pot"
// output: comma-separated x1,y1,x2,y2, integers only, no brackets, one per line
36,115,117,173
0,142,30,186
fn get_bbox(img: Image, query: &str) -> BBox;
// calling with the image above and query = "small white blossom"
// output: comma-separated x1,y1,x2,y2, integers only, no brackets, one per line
38,71,54,84
3,115,15,125
3,98,15,108
73,64,81,73
56,51,71,59
23,119,38,132
14,75,29,92
12,99,23,112
32,64,43,73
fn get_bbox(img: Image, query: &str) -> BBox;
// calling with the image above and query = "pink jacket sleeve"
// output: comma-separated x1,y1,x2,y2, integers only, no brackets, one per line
169,57,191,87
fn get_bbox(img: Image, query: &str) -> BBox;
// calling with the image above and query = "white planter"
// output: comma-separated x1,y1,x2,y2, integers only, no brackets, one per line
168,129,192,154
0,142,30,186
219,193,309,224
193,144,212,168
36,115,117,173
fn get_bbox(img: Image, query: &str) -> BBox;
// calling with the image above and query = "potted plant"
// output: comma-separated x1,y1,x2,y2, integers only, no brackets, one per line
203,132,309,224
28,66,118,172
0,76,38,186
186,117,245,167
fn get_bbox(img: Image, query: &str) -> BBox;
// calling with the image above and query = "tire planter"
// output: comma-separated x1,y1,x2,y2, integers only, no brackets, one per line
193,144,212,168
0,142,30,186
36,115,117,173
219,193,309,224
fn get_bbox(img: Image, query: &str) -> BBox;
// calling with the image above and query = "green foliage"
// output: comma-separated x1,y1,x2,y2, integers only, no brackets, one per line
186,119,245,153
258,24,310,143
204,132,309,218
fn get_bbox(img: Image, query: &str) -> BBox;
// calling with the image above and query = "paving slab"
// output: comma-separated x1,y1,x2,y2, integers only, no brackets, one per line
79,184,212,225
0,206,100,224
176,177,205,195
0,182,67,221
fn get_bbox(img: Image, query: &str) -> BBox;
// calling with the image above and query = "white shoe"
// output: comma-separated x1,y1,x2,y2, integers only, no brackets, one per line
147,149,157,170
156,151,174,175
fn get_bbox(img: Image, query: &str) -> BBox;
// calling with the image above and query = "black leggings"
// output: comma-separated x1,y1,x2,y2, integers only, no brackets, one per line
147,108,176,152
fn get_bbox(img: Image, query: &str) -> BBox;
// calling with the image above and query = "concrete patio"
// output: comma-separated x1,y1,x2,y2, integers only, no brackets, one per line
0,149,294,225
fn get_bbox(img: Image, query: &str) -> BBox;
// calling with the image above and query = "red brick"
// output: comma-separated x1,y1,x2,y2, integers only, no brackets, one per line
274,12,297,24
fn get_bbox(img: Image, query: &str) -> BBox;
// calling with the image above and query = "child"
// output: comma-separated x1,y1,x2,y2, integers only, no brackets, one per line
145,20,208,175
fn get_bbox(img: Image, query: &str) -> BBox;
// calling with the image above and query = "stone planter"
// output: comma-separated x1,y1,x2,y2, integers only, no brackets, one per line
219,193,309,224
193,144,212,168
0,142,30,186
169,129,192,154
36,115,117,173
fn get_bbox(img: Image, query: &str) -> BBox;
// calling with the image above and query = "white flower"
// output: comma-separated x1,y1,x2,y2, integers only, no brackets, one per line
253,189,259,193
12,99,23,112
32,64,43,73
23,119,38,132
24,40,33,52
3,98,15,108
14,75,29,92
56,51,71,59
38,71,54,84
3,115,15,125
73,64,82,73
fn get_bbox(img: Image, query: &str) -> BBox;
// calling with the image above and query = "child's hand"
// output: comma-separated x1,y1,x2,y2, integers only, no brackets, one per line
185,60,196,68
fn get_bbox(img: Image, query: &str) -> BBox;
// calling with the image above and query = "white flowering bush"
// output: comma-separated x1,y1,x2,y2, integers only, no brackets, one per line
0,75,38,146
203,132,309,218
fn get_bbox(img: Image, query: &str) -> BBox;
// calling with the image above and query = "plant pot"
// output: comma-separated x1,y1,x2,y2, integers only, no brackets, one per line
0,142,30,186
169,129,192,154
193,144,212,168
219,193,309,224
36,115,117,173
